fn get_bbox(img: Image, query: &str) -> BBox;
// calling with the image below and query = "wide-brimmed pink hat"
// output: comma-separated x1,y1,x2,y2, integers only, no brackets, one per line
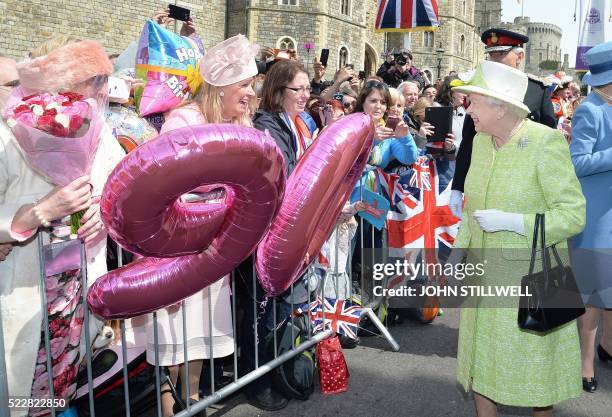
200,34,259,87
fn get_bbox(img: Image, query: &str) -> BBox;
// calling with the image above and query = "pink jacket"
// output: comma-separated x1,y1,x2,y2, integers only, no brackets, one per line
161,103,206,134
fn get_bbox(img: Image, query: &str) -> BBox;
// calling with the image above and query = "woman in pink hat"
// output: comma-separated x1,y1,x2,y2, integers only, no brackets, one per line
147,34,258,417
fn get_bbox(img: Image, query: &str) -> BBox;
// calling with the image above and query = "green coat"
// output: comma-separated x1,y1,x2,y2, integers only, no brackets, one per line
455,120,586,407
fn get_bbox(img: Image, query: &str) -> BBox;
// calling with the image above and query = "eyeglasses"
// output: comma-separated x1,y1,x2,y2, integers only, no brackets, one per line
365,81,389,90
284,86,311,94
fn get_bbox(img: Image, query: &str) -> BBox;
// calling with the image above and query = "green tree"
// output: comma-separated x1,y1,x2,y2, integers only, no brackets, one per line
539,60,560,71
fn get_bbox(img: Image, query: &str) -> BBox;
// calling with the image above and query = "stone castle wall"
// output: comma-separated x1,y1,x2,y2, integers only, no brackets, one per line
0,0,227,60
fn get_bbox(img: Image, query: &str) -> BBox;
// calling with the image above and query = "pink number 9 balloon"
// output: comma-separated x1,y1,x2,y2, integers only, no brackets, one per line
256,113,375,296
87,124,285,319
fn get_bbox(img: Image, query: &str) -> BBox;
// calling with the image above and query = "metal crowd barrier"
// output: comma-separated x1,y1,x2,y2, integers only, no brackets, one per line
0,204,399,417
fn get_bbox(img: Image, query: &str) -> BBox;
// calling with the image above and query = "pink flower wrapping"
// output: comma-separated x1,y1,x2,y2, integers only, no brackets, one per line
3,87,104,186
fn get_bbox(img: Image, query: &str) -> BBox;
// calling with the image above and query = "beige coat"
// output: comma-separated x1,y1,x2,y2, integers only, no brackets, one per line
0,118,124,410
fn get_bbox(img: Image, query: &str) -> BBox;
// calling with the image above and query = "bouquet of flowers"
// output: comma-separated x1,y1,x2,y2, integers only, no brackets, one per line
4,89,104,233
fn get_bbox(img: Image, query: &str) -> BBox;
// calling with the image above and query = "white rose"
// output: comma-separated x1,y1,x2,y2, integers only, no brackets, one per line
6,118,17,128
45,102,60,111
31,104,44,116
55,114,70,128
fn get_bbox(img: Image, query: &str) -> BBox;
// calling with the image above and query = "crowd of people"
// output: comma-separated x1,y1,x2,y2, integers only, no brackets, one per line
0,8,611,417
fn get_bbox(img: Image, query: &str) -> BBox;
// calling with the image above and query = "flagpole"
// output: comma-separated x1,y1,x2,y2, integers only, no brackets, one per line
521,0,525,18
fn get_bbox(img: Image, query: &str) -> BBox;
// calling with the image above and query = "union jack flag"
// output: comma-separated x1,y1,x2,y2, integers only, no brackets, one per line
300,297,363,339
377,156,460,288
375,0,440,32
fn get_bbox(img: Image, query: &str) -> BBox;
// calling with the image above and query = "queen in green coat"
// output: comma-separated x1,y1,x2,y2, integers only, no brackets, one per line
451,61,586,416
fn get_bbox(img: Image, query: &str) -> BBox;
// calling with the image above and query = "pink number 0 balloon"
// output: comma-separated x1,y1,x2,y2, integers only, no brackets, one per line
87,124,286,319
256,113,375,296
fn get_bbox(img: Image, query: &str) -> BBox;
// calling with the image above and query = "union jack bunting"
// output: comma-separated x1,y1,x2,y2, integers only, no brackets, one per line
377,157,460,288
375,0,440,32
300,297,363,339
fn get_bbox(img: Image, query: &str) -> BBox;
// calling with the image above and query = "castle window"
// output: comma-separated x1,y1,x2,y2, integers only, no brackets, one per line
276,36,297,51
462,0,466,16
338,46,350,68
278,0,298,5
341,0,351,15
424,31,434,48
460,35,466,54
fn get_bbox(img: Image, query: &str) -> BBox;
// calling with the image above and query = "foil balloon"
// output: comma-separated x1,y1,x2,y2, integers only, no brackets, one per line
87,124,285,319
256,113,375,296
135,20,204,116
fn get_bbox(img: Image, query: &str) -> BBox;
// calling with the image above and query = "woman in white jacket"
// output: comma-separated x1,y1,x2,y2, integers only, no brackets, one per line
0,38,124,413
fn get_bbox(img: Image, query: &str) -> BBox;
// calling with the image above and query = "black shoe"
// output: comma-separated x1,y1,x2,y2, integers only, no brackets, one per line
597,344,612,363
582,377,598,393
246,386,289,411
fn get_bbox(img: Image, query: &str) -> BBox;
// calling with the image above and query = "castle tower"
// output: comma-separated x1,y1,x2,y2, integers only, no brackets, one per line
474,0,502,33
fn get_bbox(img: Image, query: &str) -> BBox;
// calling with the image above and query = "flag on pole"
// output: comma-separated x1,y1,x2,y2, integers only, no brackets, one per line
300,297,363,339
575,0,612,70
375,0,440,32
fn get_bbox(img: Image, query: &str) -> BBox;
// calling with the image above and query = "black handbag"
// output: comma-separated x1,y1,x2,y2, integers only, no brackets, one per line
518,213,585,332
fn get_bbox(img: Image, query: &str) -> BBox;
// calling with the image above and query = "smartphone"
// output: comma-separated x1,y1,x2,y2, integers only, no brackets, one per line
345,64,354,70
168,4,190,22
320,48,330,67
385,116,400,131
358,71,366,80
425,106,453,142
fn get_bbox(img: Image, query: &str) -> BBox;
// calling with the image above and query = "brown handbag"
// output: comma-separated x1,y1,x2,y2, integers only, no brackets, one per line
518,213,585,332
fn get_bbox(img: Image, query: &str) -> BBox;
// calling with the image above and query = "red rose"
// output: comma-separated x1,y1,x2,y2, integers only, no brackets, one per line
69,115,84,135
13,104,31,114
21,94,38,101
37,114,56,132
60,92,84,102
50,121,68,137
43,108,58,116
28,100,45,108
61,101,73,107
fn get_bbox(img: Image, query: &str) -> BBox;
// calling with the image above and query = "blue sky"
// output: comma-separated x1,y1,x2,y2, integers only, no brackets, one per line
501,0,578,66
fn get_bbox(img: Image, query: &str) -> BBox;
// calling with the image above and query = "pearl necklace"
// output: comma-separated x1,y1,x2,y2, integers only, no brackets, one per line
492,119,526,150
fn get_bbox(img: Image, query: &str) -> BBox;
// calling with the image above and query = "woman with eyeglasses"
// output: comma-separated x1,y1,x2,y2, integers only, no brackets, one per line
254,60,317,173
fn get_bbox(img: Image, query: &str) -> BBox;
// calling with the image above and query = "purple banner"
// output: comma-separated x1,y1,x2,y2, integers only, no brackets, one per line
575,46,593,71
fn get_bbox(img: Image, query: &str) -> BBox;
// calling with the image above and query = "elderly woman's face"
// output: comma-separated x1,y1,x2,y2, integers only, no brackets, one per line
281,72,310,116
466,93,497,133
220,76,256,119
362,89,387,122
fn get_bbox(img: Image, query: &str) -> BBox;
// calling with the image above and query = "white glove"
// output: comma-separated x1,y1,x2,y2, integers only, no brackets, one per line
449,190,463,218
473,209,525,235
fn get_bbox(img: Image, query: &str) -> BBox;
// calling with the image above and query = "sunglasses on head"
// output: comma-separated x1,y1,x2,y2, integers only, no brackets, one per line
366,81,389,90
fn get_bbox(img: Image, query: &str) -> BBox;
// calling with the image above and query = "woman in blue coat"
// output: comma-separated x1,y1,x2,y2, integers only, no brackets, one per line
569,41,612,393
